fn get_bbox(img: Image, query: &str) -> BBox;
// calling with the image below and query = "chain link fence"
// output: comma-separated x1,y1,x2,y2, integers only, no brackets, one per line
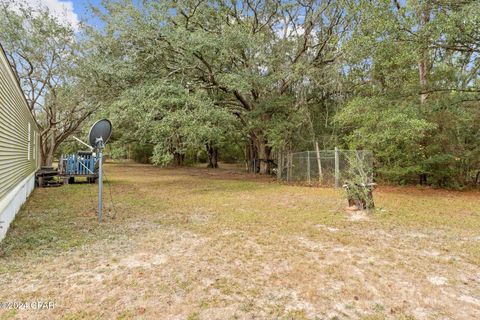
277,149,373,187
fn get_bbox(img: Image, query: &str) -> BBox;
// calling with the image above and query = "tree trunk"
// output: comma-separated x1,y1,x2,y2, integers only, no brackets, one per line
418,5,430,104
245,138,258,173
44,148,55,166
417,5,430,183
40,125,57,166
206,143,219,168
256,139,271,174
173,153,184,166
40,136,47,166
245,134,272,174
242,133,273,174
418,58,428,104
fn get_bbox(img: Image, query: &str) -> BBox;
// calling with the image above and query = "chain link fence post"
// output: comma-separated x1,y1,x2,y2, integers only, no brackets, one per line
334,147,340,188
307,151,311,184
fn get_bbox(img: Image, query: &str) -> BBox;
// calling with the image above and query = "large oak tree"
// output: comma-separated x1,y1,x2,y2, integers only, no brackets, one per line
0,0,96,165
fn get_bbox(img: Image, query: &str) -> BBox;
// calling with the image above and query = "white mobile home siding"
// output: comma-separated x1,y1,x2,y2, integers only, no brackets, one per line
0,44,40,241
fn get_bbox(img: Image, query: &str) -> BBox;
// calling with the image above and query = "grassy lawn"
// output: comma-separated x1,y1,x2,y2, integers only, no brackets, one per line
0,163,479,319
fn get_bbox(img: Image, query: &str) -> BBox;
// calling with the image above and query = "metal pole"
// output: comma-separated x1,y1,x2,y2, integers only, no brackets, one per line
98,147,103,222
72,136,94,151
334,147,340,188
315,141,323,183
306,151,311,184
277,150,282,180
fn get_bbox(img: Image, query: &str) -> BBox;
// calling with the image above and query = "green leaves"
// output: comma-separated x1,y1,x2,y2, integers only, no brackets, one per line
78,0,479,184
339,0,480,186
335,96,436,182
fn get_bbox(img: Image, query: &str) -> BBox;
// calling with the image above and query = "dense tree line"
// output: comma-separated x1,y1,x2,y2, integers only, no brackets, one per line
1,0,479,187
338,0,480,187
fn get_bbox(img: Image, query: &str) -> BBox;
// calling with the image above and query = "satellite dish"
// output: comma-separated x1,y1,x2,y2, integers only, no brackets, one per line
87,119,112,223
88,119,112,148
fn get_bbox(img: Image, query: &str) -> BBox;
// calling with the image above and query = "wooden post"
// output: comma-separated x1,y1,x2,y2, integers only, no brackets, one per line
315,141,323,183
334,147,340,188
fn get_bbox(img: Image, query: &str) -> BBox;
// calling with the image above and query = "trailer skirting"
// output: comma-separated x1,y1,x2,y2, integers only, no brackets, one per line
0,172,35,241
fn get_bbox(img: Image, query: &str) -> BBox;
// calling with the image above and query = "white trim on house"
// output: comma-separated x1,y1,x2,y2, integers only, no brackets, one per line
0,171,36,241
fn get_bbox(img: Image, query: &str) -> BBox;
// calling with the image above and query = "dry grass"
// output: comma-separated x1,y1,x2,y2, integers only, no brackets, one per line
0,162,479,320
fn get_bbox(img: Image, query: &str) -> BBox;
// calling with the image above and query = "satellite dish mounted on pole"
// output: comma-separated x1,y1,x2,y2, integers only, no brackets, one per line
88,119,112,222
